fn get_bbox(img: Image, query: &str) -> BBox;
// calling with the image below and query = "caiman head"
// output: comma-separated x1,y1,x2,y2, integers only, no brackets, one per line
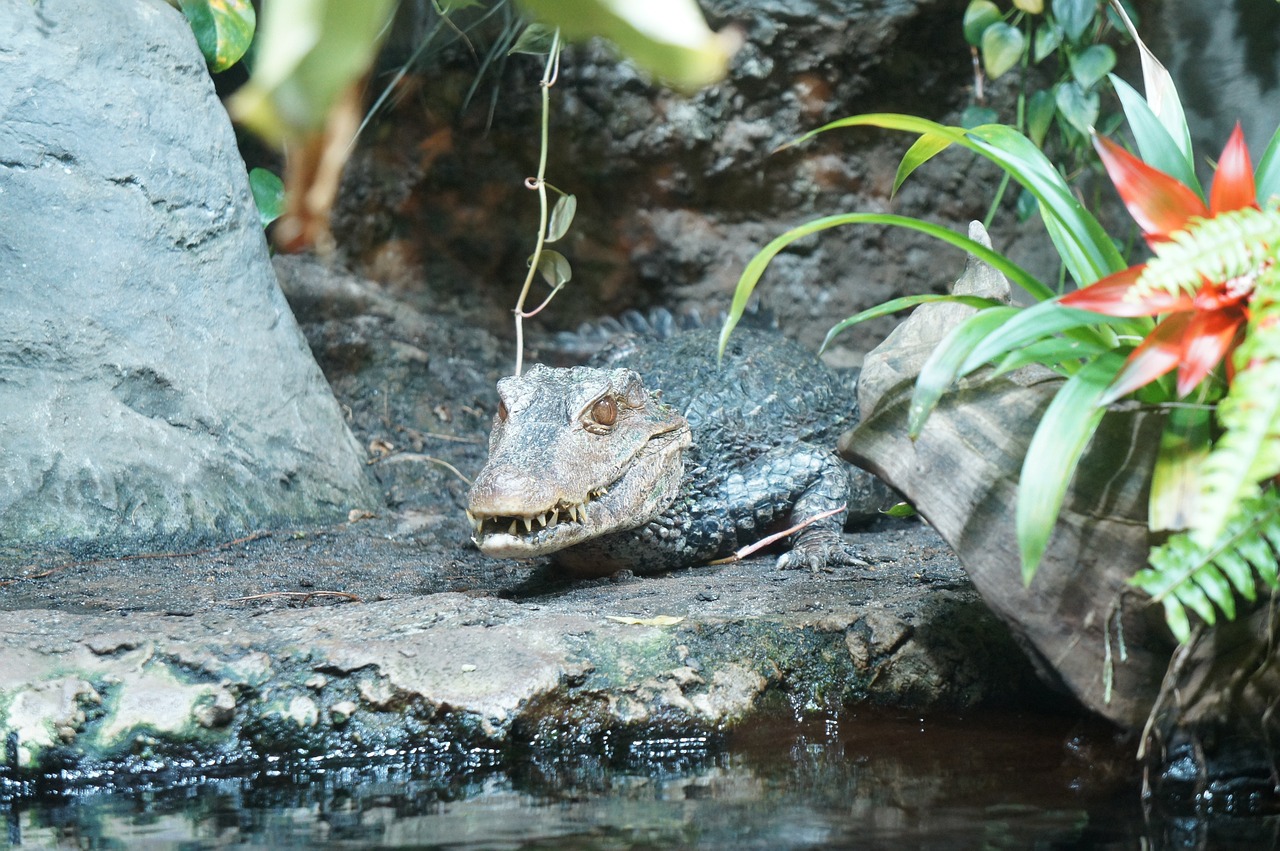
466,364,691,559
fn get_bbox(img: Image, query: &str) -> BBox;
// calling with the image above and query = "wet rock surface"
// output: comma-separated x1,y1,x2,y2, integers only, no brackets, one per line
0,259,1048,787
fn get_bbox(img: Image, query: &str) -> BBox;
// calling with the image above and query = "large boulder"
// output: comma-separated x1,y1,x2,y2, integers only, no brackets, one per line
0,0,377,556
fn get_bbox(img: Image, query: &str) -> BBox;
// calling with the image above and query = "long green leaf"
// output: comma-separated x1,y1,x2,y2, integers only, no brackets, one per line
1106,0,1194,166
780,113,1125,286
958,300,1131,375
1018,351,1127,582
1256,121,1280,207
818,293,1005,353
1109,74,1203,199
720,211,1050,357
909,306,1021,438
894,134,954,195
992,336,1112,375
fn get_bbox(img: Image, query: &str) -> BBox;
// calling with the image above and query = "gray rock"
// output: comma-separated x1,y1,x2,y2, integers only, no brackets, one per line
0,0,377,553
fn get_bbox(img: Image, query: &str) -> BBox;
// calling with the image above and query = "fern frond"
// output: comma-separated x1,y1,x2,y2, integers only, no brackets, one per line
1134,489,1280,643
1131,206,1280,301
1193,265,1280,544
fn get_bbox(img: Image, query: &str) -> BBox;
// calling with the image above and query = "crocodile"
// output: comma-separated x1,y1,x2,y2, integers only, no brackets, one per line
465,316,889,576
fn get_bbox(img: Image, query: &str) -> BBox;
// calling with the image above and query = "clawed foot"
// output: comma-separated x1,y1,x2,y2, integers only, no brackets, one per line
775,530,869,573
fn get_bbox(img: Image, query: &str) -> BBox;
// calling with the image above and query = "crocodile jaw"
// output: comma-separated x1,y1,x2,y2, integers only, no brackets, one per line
468,425,688,558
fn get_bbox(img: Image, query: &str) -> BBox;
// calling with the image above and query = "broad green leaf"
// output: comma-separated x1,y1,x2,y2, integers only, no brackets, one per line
894,134,954,195
1069,44,1115,90
180,0,256,73
963,0,1003,45
981,22,1025,80
1107,0,1194,166
1160,595,1192,643
509,22,557,55
1014,0,1044,13
883,502,919,518
1214,549,1258,604
1192,564,1236,622
1033,22,1062,62
1176,575,1220,626
1055,81,1099,137
546,193,577,242
1018,351,1126,582
228,0,397,145
1026,88,1056,147
1052,0,1095,42
530,249,572,287
1109,74,1203,198
910,307,1021,437
721,209,1051,356
819,293,1006,354
1148,403,1211,531
248,167,285,228
1256,122,1280,207
960,106,1000,130
515,0,737,93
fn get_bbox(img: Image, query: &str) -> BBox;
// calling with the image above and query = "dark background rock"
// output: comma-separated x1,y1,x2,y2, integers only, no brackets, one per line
332,0,1062,366
0,0,377,557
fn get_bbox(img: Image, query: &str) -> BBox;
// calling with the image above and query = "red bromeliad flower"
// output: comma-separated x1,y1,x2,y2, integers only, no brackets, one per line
1060,123,1259,401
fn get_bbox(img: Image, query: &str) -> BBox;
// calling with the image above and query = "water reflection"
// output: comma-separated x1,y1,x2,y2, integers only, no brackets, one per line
6,710,1277,849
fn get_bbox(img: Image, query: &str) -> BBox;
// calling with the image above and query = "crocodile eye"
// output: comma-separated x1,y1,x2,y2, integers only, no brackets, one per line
588,396,617,429
497,399,508,422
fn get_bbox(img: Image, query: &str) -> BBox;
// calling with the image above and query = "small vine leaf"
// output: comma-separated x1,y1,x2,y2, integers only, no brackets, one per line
510,22,557,55
1026,89,1056,147
960,105,999,129
248,167,285,228
1052,0,1095,43
530,249,572,287
546,194,578,242
179,0,256,73
1033,22,1062,63
882,502,918,518
981,23,1025,80
1055,81,1099,137
1013,0,1044,13
1069,44,1116,90
962,0,1002,46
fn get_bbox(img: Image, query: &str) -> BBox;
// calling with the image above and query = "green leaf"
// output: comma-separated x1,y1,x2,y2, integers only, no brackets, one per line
1055,80,1099,136
1033,21,1063,61
909,306,1021,437
1014,0,1044,13
1148,403,1212,532
981,22,1025,80
960,105,1000,130
1026,89,1056,147
1256,122,1280,207
779,114,1125,286
530,249,572,287
894,134,954,195
720,209,1051,357
1015,186,1039,222
436,0,483,12
992,335,1110,374
959,300,1127,375
1069,44,1115,89
963,0,1003,45
248,167,285,228
1109,74,1203,199
515,0,736,92
1018,351,1126,582
819,293,1006,353
883,502,919,518
180,0,256,73
509,22,558,55
1052,0,1095,42
1107,0,1194,167
546,193,577,242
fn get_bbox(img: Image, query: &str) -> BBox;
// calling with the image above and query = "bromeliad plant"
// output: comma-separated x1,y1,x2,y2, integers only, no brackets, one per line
722,10,1280,643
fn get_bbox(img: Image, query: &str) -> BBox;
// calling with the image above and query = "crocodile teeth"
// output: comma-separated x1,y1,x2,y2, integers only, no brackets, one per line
507,519,518,536
522,516,533,533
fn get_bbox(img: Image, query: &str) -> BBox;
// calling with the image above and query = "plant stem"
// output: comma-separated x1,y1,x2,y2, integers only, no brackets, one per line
513,28,561,377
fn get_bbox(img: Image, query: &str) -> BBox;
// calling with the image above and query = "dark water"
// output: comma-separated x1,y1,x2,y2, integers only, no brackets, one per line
4,710,1276,850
